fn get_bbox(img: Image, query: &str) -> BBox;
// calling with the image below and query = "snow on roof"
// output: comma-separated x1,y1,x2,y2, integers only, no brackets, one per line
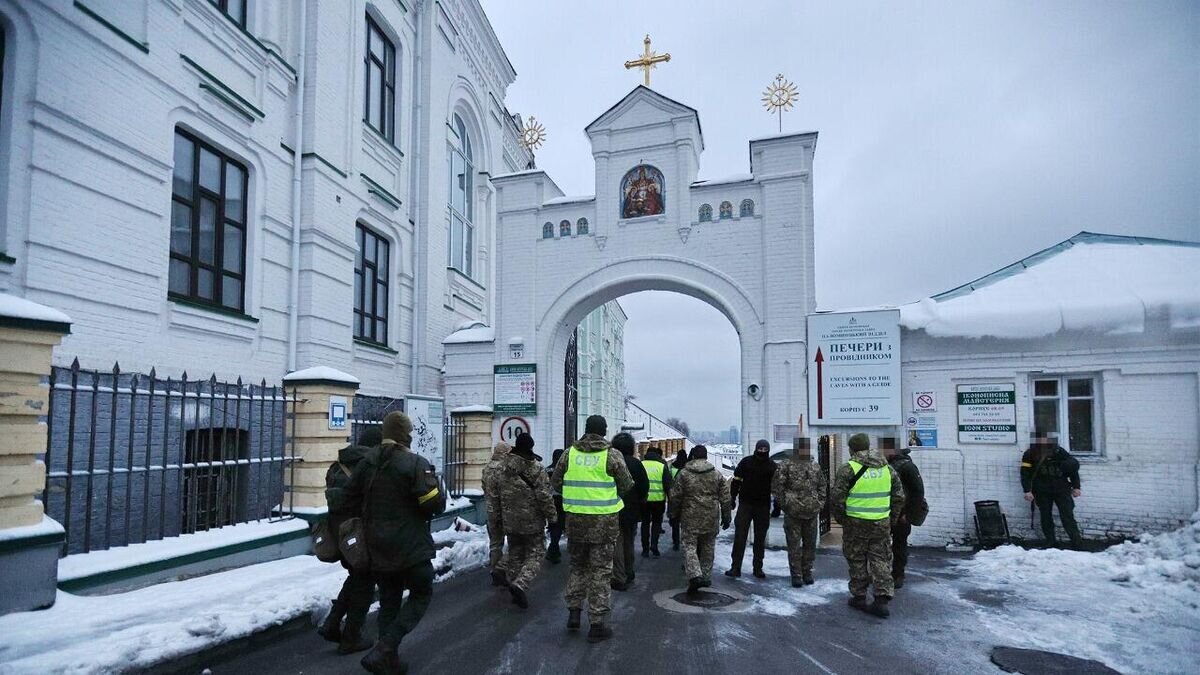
900,232,1200,339
283,366,360,384
542,195,595,206
691,173,753,188
491,168,546,180
0,293,72,326
442,325,495,344
451,404,493,414
748,131,819,143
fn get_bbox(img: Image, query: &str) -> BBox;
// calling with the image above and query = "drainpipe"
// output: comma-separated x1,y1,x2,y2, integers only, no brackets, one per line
286,0,308,373
408,4,424,396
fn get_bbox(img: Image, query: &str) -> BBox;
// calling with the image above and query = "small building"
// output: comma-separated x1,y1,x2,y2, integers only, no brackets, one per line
896,232,1200,545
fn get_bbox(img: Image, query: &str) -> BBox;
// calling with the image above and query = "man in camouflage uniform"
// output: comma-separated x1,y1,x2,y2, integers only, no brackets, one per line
500,432,556,609
550,415,634,643
831,433,905,618
771,437,827,587
482,441,511,587
668,445,731,594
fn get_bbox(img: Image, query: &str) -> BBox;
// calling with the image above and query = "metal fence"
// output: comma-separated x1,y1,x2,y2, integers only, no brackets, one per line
43,360,297,556
347,395,466,496
443,415,467,496
348,394,404,445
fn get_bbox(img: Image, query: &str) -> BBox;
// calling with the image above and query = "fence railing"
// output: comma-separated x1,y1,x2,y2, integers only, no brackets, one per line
443,416,467,496
43,360,297,556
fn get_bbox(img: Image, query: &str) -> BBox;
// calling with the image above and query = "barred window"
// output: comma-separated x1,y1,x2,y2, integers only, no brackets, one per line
182,428,248,533
364,15,396,142
169,128,248,312
354,224,390,345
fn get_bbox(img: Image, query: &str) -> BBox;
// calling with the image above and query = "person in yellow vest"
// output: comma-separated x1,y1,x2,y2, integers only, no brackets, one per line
550,415,634,643
640,446,673,557
830,433,905,618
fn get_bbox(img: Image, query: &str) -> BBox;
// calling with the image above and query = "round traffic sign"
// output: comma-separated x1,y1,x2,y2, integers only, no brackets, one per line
499,416,531,443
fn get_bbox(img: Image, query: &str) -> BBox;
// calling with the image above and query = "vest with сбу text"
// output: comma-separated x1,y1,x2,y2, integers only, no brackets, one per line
845,460,891,521
644,461,666,502
562,447,623,515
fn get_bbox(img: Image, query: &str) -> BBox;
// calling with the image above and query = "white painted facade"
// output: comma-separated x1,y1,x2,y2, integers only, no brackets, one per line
0,0,530,398
576,301,626,432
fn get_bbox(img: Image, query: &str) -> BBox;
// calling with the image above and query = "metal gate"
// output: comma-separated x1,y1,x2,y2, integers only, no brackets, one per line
818,434,833,534
563,327,578,448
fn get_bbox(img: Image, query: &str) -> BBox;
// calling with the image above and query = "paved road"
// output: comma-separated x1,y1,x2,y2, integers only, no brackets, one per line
187,531,1020,675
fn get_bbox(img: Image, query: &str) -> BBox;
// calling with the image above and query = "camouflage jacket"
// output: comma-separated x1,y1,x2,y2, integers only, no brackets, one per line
830,449,905,526
550,434,634,543
772,457,827,520
481,442,511,522
668,459,731,533
499,452,557,535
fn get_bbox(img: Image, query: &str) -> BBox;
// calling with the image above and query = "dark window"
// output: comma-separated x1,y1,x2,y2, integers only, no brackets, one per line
719,201,733,219
354,224,390,345
577,218,589,235
365,15,396,142
448,114,474,276
698,204,712,222
560,220,571,237
182,428,248,533
1032,376,1098,454
207,0,247,28
740,199,755,217
170,129,248,312
542,222,554,239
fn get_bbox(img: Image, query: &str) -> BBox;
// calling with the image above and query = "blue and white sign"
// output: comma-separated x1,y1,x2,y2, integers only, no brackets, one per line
328,396,348,430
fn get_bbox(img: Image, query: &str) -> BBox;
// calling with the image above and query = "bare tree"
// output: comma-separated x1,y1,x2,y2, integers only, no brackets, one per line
664,417,691,438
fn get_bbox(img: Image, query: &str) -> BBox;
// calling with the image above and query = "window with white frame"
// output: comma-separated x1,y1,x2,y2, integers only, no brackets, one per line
447,114,474,277
1032,375,1098,453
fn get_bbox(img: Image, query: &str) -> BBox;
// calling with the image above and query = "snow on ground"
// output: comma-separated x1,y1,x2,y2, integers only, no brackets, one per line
0,521,491,675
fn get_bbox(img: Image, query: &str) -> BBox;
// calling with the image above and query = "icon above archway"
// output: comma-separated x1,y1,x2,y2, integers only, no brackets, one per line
621,164,665,219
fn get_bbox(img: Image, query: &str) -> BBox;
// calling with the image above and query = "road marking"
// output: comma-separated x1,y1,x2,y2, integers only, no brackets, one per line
794,646,837,674
828,641,866,660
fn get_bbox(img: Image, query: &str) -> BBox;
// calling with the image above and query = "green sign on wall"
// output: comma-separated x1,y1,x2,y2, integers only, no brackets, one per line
956,383,1017,444
494,364,537,415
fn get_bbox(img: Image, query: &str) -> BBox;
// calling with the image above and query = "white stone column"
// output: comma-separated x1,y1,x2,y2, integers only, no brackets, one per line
281,367,360,518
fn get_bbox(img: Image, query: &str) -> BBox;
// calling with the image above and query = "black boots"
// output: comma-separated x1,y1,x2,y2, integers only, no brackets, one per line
361,642,407,675
803,573,815,586
893,574,905,589
337,613,372,655
848,595,869,612
687,576,704,595
724,568,741,578
752,569,766,579
567,609,582,632
869,595,891,618
490,569,508,587
510,586,529,609
546,545,562,564
587,622,614,643
651,548,661,558
317,600,345,643
791,578,804,588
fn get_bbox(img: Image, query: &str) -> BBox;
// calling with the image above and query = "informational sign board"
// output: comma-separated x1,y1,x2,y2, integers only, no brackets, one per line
328,396,347,430
494,364,537,415
957,384,1017,444
807,310,902,426
406,396,445,469
499,416,532,444
912,391,937,413
907,428,938,447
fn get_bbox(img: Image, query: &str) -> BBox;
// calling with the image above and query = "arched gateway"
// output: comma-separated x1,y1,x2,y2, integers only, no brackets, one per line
444,86,817,456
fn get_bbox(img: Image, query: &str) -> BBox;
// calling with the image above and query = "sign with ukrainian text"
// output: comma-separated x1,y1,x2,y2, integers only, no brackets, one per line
494,364,537,415
807,310,901,426
956,384,1017,444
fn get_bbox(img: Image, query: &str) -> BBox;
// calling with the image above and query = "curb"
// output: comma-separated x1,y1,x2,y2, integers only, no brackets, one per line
144,614,313,675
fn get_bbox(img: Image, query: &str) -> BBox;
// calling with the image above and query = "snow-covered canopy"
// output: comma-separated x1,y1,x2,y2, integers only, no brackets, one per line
900,232,1200,339
443,322,495,344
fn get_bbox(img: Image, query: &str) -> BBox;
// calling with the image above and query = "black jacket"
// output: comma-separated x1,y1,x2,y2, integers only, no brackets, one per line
342,441,447,573
731,453,776,506
325,443,372,548
619,454,650,528
888,453,925,520
1020,445,1081,494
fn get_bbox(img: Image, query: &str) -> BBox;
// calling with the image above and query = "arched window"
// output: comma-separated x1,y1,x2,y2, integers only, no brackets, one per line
448,114,474,276
620,164,665,218
577,218,589,235
740,199,755,217
560,220,571,237
542,222,554,239
719,201,733,220
698,204,712,222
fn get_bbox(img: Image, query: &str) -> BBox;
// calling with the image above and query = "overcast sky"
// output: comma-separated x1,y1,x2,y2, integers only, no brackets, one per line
482,0,1199,432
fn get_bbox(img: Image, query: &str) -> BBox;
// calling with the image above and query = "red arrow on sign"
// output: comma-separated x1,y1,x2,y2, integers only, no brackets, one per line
814,347,825,419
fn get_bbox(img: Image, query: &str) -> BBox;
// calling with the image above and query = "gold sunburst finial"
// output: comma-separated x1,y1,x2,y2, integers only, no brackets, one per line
762,73,799,133
520,116,547,152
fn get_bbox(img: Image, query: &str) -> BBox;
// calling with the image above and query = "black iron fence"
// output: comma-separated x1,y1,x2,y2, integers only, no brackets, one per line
443,415,467,496
43,360,297,556
349,394,404,445
346,395,466,496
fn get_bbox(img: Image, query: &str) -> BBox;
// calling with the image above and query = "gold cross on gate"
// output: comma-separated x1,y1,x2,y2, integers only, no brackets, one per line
624,34,671,87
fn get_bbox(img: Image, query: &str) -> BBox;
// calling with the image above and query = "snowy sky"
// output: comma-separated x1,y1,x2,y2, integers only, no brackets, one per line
481,0,1200,432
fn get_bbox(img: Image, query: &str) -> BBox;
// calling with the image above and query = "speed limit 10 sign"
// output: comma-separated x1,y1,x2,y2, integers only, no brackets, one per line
499,417,531,443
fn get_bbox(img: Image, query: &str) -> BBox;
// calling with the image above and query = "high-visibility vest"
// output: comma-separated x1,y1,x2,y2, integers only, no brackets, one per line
562,447,623,515
845,460,891,521
670,466,679,479
645,461,666,502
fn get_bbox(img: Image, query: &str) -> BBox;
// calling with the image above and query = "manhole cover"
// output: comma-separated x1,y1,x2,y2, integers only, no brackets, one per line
671,590,738,609
991,647,1122,674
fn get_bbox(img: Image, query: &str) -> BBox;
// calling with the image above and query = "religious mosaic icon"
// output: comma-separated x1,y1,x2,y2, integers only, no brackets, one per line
621,164,665,219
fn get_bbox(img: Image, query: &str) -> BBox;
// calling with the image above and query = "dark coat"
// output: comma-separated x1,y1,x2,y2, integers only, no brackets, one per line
324,443,372,550
619,454,650,528
1020,445,1081,495
888,452,925,520
731,453,777,506
342,441,447,573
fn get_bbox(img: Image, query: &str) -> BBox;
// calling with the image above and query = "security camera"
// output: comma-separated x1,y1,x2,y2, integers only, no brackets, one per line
747,383,762,400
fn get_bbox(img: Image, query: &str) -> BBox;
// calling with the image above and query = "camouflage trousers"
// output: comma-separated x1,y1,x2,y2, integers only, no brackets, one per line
487,515,506,573
783,516,818,581
682,527,717,582
565,540,615,623
842,517,894,598
505,533,545,591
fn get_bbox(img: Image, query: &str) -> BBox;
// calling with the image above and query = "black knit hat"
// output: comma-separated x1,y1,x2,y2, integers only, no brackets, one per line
754,439,770,452
585,415,607,436
689,445,708,460
515,432,535,454
611,432,635,455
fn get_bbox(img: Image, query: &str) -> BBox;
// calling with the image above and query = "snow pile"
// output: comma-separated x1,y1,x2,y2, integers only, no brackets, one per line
0,521,492,675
